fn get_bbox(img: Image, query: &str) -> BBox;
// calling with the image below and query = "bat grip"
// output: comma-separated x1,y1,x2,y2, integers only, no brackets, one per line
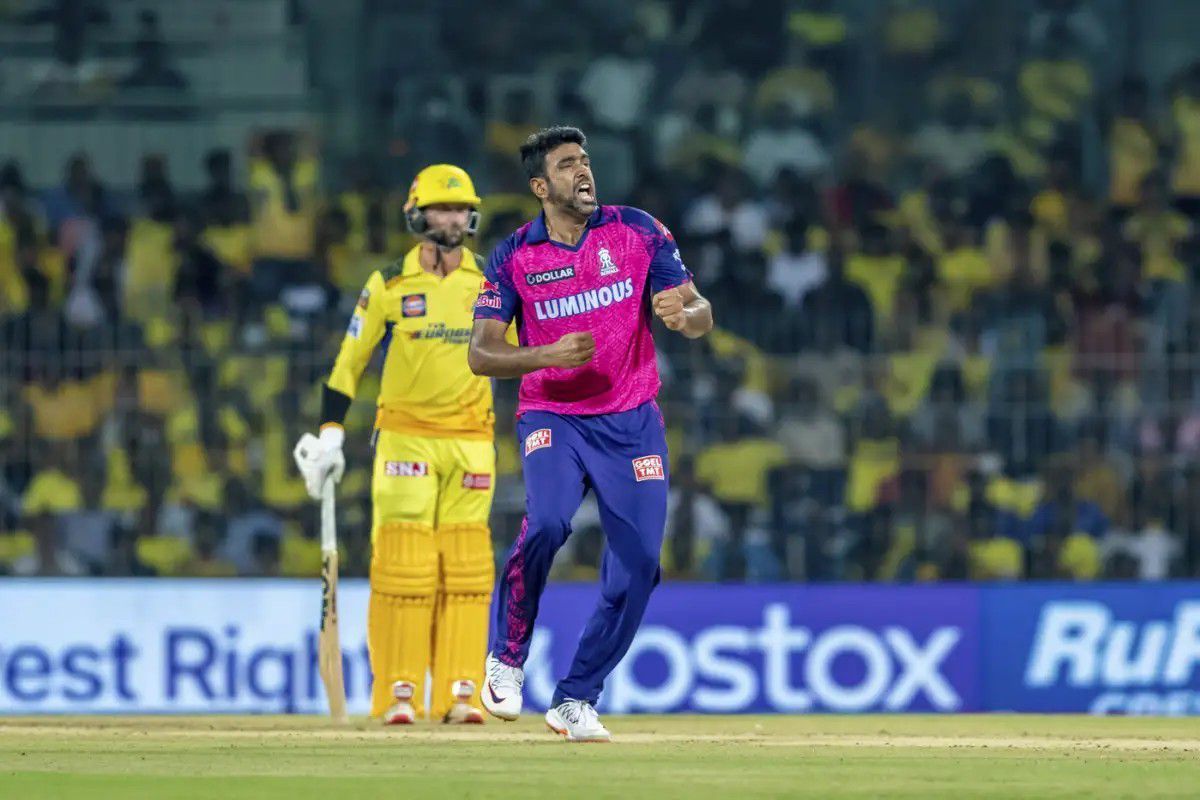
320,477,337,552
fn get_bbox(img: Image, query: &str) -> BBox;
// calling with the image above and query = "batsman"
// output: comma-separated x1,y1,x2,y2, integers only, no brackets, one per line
296,164,498,724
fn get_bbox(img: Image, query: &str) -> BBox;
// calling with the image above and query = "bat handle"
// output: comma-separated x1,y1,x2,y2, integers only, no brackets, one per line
320,477,337,552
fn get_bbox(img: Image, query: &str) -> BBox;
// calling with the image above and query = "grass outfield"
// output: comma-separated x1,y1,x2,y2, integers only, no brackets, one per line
2,715,1199,799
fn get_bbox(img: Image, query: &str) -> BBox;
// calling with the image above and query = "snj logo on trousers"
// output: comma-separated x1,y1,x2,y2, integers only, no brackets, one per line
533,278,634,321
526,265,575,286
385,461,429,477
633,456,664,481
525,429,552,455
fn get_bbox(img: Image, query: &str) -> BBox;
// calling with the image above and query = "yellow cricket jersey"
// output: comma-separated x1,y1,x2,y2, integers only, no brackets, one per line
328,245,495,440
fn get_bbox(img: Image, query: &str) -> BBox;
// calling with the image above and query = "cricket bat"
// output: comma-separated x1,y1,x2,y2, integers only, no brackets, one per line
319,478,349,724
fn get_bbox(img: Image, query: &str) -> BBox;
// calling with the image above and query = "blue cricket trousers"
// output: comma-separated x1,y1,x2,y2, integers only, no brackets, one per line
491,401,669,706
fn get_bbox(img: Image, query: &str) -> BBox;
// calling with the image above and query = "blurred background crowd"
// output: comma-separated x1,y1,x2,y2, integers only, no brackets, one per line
4,0,1200,583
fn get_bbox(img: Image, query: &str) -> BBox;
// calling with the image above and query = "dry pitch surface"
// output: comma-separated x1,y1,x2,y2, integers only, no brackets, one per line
2,714,1199,799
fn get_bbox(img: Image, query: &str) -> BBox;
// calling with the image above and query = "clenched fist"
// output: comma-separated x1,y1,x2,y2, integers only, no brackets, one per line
652,288,687,331
542,331,596,368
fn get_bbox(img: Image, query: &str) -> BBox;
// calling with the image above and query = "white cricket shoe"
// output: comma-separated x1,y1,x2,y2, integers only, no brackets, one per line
481,652,524,721
442,679,484,724
382,680,416,725
545,700,611,742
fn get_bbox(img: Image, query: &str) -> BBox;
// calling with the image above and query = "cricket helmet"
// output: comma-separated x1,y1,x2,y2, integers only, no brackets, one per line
404,163,481,236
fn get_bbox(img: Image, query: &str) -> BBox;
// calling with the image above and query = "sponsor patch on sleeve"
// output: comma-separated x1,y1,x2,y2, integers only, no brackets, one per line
632,455,665,481
347,314,363,339
476,295,503,310
524,428,552,456
357,288,370,310
476,279,503,310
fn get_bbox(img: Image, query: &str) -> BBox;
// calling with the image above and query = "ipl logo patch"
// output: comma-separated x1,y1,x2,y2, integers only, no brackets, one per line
598,247,619,276
525,428,552,456
632,455,665,481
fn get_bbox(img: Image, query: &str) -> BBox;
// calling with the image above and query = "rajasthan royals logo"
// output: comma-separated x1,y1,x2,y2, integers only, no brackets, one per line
598,247,619,276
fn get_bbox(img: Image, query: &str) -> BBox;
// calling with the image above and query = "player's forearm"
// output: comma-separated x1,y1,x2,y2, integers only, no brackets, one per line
467,338,551,378
320,384,353,428
677,297,713,339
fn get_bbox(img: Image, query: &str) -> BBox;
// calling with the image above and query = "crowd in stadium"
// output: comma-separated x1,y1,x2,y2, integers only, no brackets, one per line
3,0,1200,583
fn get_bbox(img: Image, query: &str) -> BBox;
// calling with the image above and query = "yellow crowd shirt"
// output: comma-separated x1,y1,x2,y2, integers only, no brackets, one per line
1123,210,1192,282
1109,117,1158,207
1172,94,1200,198
249,157,319,260
327,246,496,440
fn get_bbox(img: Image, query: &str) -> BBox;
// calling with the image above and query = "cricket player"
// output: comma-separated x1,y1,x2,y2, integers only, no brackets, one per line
468,126,713,741
295,164,497,724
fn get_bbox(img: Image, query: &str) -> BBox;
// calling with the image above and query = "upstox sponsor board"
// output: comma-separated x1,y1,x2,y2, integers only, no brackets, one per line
1,581,1198,714
530,584,980,713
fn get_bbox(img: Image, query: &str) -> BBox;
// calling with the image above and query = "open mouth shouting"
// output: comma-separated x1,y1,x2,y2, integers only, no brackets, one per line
575,178,595,205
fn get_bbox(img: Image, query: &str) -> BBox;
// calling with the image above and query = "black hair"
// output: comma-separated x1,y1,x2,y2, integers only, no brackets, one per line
520,126,587,180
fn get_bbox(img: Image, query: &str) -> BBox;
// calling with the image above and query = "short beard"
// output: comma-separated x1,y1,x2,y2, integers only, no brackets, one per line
546,180,594,219
426,228,465,249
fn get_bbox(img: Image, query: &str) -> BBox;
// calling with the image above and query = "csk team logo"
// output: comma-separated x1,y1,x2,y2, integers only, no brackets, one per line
598,247,619,276
524,428,552,456
402,294,427,318
632,455,665,482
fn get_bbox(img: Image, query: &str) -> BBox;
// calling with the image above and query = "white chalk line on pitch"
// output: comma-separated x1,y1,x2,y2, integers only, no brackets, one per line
2,725,1199,752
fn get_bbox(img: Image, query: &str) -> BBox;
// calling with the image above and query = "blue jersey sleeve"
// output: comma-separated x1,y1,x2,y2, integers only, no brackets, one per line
619,206,694,294
475,235,522,324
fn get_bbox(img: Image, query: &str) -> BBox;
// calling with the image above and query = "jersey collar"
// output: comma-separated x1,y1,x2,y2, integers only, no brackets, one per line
526,206,612,245
401,245,482,277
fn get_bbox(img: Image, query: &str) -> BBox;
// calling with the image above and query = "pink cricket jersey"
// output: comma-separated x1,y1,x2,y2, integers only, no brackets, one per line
474,205,693,416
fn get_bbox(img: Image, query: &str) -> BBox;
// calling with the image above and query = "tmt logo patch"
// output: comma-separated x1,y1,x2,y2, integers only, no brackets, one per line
384,461,429,477
632,455,665,481
524,428,552,456
401,294,427,318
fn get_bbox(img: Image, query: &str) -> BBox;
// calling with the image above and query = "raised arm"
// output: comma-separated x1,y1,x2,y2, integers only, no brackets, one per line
623,206,713,340
467,319,595,378
652,280,713,339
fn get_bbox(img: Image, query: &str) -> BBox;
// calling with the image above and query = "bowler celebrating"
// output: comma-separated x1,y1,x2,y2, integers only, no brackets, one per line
468,126,713,741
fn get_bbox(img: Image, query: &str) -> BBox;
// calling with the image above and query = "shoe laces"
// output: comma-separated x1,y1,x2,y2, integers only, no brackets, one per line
560,700,600,729
488,657,524,693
